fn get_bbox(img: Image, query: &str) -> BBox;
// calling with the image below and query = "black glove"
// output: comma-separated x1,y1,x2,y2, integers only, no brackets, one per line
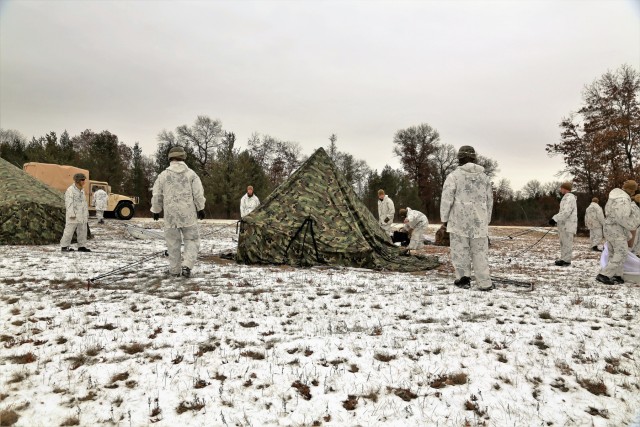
197,210,205,220
384,217,390,223
549,218,557,226
153,213,159,221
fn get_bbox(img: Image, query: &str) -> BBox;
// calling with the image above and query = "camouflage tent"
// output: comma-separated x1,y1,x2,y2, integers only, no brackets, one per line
0,158,66,245
237,148,439,271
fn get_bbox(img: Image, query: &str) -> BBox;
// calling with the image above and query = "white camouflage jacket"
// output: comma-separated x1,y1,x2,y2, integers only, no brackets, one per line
378,195,395,225
65,184,89,224
584,202,604,230
93,189,108,211
404,207,428,229
552,192,578,234
240,194,261,218
440,163,493,238
151,161,206,228
604,188,640,234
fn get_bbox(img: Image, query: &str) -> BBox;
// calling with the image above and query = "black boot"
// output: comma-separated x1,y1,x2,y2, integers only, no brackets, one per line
454,276,471,289
61,247,74,252
555,260,571,266
181,266,191,278
596,274,613,285
77,247,91,252
612,275,624,284
592,246,602,252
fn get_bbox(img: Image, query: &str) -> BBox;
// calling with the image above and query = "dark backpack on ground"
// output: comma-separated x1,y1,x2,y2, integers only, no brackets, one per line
392,231,410,247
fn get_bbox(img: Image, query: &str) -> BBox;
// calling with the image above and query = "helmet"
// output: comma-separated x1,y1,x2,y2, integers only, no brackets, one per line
457,145,476,160
168,146,187,160
73,173,87,182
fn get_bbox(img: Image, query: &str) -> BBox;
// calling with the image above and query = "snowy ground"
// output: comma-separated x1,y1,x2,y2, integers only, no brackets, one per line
1,219,639,427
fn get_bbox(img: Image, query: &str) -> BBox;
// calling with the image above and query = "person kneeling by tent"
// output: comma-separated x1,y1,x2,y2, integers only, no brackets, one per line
399,207,428,252
596,181,640,285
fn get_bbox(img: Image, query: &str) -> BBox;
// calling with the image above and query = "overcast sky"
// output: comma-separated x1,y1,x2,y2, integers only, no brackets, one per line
1,0,638,191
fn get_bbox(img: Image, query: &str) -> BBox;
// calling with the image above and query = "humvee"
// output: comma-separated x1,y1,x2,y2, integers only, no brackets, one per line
23,162,138,220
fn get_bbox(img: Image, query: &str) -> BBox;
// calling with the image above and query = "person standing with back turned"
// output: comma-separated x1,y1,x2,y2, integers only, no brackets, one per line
151,146,206,278
440,145,493,291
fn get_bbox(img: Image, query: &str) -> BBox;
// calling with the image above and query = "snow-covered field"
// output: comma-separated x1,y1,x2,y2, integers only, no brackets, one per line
1,219,639,427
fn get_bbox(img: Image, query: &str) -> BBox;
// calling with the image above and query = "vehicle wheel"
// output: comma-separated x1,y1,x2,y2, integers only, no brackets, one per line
115,203,135,220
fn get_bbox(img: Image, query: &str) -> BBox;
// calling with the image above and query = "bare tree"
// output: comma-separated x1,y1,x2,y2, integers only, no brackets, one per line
521,180,543,199
176,116,223,174
248,133,301,186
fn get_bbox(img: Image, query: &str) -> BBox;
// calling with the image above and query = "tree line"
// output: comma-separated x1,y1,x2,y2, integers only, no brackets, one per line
2,64,637,225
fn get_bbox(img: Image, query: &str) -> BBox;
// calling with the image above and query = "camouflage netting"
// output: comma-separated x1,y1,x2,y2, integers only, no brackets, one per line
237,148,439,271
0,158,66,245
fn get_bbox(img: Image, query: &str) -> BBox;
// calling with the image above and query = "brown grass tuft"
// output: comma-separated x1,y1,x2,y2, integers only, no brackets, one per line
8,352,36,364
120,342,149,354
176,397,205,414
239,321,259,328
59,417,79,426
241,350,265,360
110,372,129,383
578,378,608,396
342,395,358,411
373,352,396,363
0,409,19,426
292,381,312,400
389,387,418,401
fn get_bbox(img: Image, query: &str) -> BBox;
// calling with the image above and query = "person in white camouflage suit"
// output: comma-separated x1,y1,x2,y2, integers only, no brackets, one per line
151,146,206,278
440,145,493,291
240,185,260,218
584,197,605,252
548,182,577,266
377,189,395,237
399,207,428,251
60,173,91,252
93,187,108,224
596,180,640,285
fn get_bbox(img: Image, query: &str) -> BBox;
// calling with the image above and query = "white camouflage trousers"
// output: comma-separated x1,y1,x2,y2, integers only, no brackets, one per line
408,224,428,250
165,225,200,274
60,222,87,248
450,233,492,289
558,230,574,263
600,225,628,278
96,210,104,221
589,227,603,247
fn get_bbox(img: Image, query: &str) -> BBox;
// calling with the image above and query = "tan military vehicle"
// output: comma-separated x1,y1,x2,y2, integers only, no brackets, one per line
23,162,138,220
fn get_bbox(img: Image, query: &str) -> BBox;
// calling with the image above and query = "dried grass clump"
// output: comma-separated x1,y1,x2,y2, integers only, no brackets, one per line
241,350,265,360
7,352,36,364
578,378,608,396
291,381,312,400
120,342,149,354
373,353,396,363
342,395,358,411
176,397,205,414
0,409,19,426
59,417,79,426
